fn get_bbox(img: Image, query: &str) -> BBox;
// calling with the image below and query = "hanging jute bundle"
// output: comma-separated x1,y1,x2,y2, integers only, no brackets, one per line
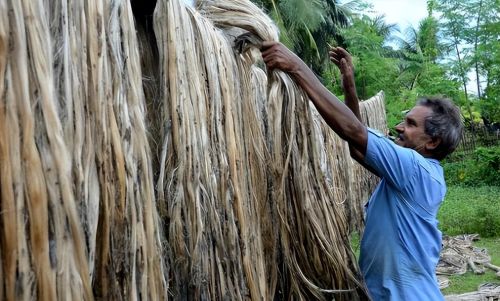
0,0,166,300
152,0,384,299
0,0,387,299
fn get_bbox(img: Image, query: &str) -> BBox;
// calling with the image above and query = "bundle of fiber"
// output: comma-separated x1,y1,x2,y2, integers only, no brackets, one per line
154,1,274,298
153,0,370,299
0,0,166,300
85,1,167,299
445,283,500,301
0,1,92,299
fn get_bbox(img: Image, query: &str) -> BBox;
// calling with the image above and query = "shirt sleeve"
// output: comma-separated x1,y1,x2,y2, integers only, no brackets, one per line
363,128,417,190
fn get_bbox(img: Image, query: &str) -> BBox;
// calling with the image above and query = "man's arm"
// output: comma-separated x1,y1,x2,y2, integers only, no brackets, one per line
261,41,367,157
329,47,379,176
329,47,365,161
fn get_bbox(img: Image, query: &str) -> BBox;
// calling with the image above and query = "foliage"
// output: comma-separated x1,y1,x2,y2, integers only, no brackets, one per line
479,95,500,125
460,104,483,125
251,0,362,73
339,16,400,98
253,0,500,135
443,146,500,187
438,186,500,237
435,0,500,124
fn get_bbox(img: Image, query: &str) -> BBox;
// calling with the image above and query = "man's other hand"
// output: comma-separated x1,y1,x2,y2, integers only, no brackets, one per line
329,47,355,90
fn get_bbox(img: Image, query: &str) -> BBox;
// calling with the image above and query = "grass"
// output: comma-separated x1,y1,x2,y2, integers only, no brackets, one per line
438,186,500,237
433,185,500,294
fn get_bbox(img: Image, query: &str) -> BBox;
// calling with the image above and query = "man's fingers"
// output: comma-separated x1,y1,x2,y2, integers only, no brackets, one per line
330,47,353,63
261,48,274,59
337,47,352,63
260,40,277,51
261,43,280,58
329,51,340,61
262,53,278,68
336,47,348,54
262,52,273,64
330,57,340,65
263,58,278,71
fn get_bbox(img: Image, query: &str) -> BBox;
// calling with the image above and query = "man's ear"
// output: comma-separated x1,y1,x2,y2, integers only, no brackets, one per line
425,137,441,151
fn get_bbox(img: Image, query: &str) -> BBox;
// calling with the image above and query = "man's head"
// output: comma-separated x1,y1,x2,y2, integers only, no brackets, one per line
394,97,463,160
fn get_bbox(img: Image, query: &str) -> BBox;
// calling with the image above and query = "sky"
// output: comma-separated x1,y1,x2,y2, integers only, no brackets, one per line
368,0,428,35
369,0,428,29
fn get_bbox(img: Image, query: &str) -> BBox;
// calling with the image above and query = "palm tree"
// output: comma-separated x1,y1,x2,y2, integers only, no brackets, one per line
251,0,358,73
398,26,426,90
397,14,443,91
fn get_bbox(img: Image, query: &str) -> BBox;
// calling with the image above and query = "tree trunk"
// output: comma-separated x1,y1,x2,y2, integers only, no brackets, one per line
474,0,483,99
454,41,476,147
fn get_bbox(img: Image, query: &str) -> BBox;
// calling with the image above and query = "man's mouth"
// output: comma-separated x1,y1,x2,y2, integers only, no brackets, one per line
394,135,404,144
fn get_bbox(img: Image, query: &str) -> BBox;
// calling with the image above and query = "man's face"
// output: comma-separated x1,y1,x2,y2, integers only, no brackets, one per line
394,105,433,154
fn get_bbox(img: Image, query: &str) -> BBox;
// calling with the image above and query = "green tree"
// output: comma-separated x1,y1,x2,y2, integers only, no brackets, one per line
397,14,461,101
251,0,364,73
435,0,474,123
474,0,500,125
339,15,400,99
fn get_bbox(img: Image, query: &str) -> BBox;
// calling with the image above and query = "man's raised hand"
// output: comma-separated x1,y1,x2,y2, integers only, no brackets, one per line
329,47,355,90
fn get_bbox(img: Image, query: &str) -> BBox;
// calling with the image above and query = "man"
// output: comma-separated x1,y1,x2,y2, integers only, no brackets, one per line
260,41,463,300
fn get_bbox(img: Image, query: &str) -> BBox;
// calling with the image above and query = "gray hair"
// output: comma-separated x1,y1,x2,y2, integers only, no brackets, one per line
417,97,464,160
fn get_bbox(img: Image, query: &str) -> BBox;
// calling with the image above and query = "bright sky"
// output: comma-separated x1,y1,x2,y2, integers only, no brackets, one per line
367,0,480,95
368,0,428,32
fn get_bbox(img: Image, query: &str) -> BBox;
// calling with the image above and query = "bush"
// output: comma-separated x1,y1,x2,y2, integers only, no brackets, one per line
443,146,500,186
438,186,500,237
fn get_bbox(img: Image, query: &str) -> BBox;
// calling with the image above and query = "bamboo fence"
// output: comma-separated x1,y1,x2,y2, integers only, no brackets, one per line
0,0,388,300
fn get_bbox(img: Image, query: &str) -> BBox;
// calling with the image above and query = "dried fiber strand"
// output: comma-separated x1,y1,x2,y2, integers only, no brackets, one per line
1,0,167,300
348,91,386,233
80,0,167,299
155,0,219,298
49,1,100,288
0,3,25,301
105,1,168,299
199,1,369,299
1,0,93,300
176,0,372,299
155,0,277,298
0,0,389,299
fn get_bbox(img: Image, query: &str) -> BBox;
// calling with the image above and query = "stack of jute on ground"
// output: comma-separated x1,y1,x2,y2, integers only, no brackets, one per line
439,234,500,301
438,235,500,290
0,0,387,300
445,283,500,301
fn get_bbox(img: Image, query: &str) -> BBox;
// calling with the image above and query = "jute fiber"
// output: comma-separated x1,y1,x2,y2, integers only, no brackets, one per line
0,0,387,300
152,0,384,299
0,0,166,300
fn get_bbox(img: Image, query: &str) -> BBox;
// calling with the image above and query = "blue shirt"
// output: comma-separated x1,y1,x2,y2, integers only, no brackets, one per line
360,128,445,301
